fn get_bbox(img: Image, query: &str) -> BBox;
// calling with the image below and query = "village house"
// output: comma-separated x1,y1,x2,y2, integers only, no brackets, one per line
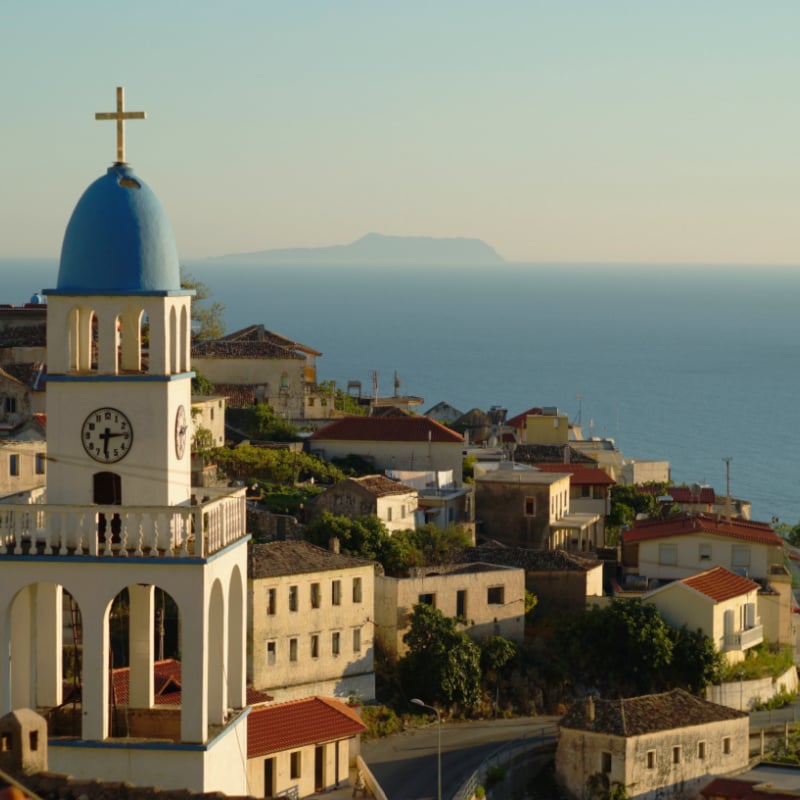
387,469,475,532
248,540,377,703
191,323,326,422
638,483,752,521
643,567,763,665
475,467,602,551
457,545,605,612
309,415,465,484
556,690,750,800
308,474,419,533
622,513,795,648
247,696,367,798
374,562,526,657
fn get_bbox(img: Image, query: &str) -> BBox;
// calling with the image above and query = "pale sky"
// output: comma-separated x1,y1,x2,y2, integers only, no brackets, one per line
2,1,800,264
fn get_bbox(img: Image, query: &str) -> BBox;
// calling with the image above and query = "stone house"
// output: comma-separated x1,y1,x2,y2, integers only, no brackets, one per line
374,562,526,657
246,695,367,798
475,467,601,551
643,566,763,665
309,416,465,484
556,690,750,800
248,540,376,702
308,474,419,533
191,324,325,422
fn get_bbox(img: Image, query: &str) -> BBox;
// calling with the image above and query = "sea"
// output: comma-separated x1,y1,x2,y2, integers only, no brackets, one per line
5,258,800,527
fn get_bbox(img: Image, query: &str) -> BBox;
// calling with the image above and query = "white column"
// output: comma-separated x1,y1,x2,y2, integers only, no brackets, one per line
10,585,33,710
129,584,154,708
81,602,110,741
35,582,63,708
79,309,94,372
98,312,119,374
148,301,167,375
180,591,207,742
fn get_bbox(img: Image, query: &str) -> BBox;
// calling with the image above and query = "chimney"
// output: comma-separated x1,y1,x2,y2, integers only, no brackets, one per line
329,537,340,554
586,695,595,725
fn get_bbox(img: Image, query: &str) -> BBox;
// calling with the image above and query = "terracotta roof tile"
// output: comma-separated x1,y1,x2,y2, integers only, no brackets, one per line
624,513,781,547
192,340,304,360
454,545,601,572
309,415,463,444
351,474,417,497
531,463,615,485
681,566,760,602
220,324,322,357
248,540,375,579
560,689,747,736
247,696,366,758
506,407,547,430
639,485,717,504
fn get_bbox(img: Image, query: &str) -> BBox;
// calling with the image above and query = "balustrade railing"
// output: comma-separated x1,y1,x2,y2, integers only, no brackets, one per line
0,488,246,559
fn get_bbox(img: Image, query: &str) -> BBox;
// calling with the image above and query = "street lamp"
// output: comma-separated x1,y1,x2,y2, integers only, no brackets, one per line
411,698,442,800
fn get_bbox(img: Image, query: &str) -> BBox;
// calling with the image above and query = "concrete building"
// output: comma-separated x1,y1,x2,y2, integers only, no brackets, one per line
374,562,526,657
0,108,250,795
309,474,419,533
248,540,377,702
309,416,465,484
556,691,750,800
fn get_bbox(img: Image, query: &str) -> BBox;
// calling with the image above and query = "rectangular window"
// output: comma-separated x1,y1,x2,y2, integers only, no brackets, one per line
332,580,342,606
290,751,301,780
699,543,712,561
311,582,321,609
732,546,750,568
1,733,10,752
289,585,298,612
401,504,406,518
672,746,681,765
267,588,276,616
289,638,298,662
353,577,363,603
659,544,677,565
353,628,361,653
723,737,731,755
487,586,505,605
418,593,436,607
581,485,591,498
601,752,612,774
332,631,341,656
267,641,276,665
29,731,38,751
387,507,393,522
456,590,467,618
646,750,655,769
311,634,319,658
524,496,536,516
9,455,19,477
697,741,706,760
4,397,16,414
35,452,45,475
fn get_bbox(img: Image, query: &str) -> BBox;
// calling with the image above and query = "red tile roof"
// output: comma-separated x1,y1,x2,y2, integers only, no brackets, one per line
639,485,717,504
247,697,367,758
110,659,272,707
220,324,322,357
680,566,760,602
351,474,417,497
624,513,781,547
531,463,615,486
309,415,463,444
506,407,547,430
700,777,800,800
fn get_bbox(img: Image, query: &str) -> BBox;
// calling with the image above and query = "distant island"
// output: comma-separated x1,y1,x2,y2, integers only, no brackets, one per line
209,232,505,266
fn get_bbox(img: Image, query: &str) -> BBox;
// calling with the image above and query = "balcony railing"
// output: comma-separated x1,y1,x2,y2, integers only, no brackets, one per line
0,487,247,560
723,622,764,652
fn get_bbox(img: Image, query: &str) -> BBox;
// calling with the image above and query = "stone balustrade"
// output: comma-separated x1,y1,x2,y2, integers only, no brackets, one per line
0,487,247,559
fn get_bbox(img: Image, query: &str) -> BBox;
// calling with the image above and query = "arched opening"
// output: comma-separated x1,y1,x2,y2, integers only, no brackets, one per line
208,580,226,726
107,584,182,740
66,307,80,371
7,583,83,737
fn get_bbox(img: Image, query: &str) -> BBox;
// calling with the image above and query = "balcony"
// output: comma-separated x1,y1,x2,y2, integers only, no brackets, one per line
723,622,764,652
0,487,247,560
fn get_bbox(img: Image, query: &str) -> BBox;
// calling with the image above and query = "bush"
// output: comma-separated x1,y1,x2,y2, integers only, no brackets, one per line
360,705,404,740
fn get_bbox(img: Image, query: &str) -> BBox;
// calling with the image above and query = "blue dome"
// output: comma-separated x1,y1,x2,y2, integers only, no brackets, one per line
56,164,180,293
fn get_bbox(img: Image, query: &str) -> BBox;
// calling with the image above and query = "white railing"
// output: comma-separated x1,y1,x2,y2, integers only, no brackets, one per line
723,622,764,651
0,487,246,559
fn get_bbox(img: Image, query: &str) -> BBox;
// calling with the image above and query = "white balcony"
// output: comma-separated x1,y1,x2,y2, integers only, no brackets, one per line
0,487,247,559
723,622,764,652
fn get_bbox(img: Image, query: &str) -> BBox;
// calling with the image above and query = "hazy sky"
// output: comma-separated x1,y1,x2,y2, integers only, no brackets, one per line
3,2,800,264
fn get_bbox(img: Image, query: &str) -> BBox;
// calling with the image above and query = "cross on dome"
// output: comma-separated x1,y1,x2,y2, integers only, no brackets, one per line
95,86,146,164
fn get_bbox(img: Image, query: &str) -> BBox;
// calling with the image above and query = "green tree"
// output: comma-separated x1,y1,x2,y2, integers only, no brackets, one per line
667,626,722,692
191,370,216,396
391,523,472,567
399,603,481,708
317,380,367,415
181,268,225,340
480,636,517,674
211,444,344,485
253,403,298,442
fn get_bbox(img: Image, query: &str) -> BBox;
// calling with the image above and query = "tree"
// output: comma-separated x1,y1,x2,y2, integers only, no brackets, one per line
399,603,481,709
391,523,473,567
253,403,298,442
181,268,225,340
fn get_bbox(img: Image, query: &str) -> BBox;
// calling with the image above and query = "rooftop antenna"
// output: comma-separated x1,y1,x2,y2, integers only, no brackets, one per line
394,370,401,398
369,370,379,402
574,393,582,426
722,457,733,522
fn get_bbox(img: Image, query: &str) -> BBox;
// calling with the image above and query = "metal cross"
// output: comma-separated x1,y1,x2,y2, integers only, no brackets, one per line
95,86,146,164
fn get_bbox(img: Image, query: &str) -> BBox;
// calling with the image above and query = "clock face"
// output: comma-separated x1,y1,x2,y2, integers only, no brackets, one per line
175,404,187,459
82,407,133,463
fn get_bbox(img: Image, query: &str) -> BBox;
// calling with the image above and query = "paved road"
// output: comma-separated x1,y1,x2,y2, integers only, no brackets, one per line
360,716,559,800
